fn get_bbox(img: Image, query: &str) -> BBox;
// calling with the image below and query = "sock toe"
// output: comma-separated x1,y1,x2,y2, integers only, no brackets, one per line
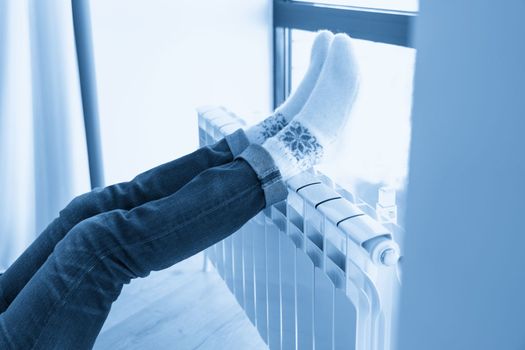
295,32,360,146
310,30,334,66
276,30,334,121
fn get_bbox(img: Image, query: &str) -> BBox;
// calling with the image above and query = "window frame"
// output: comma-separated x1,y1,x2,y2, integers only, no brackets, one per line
272,0,417,108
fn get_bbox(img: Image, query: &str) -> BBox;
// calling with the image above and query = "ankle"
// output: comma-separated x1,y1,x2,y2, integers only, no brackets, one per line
263,121,324,180
245,112,288,145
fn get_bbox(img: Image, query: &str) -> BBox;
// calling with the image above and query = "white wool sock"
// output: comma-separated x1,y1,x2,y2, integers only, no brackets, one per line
245,30,334,145
263,33,360,180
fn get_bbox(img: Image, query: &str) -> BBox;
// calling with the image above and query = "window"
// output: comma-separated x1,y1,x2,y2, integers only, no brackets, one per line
292,0,418,12
273,0,417,227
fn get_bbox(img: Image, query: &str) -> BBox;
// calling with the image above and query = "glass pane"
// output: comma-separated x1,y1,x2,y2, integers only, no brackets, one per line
291,29,416,226
292,0,418,12
90,0,272,184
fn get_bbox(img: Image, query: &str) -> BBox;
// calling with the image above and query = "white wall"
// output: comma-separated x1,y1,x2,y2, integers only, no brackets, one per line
90,0,273,184
398,1,525,349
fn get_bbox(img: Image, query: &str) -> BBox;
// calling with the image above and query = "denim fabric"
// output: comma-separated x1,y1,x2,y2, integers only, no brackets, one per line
0,134,235,315
0,276,6,312
224,128,250,157
0,129,287,349
237,144,288,205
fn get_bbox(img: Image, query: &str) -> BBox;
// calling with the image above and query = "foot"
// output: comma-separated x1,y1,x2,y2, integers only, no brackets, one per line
263,33,360,180
245,30,334,145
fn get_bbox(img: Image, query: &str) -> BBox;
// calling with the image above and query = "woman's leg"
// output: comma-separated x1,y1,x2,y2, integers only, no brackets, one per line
0,142,287,349
0,129,249,314
0,31,358,348
0,30,336,314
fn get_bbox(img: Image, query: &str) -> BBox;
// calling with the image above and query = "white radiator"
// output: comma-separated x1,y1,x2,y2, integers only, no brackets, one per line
198,106,402,350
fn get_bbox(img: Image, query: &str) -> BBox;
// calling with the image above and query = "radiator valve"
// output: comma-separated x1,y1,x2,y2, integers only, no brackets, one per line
370,238,401,267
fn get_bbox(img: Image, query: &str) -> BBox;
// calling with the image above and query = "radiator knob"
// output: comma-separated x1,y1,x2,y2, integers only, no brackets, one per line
380,248,400,266
370,238,401,266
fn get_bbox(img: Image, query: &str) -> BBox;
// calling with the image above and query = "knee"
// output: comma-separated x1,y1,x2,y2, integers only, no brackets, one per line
59,212,114,257
51,214,118,277
58,188,107,229
55,211,142,281
48,214,136,298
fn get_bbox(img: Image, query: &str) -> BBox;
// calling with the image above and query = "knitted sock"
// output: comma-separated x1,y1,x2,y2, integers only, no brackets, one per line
263,33,360,180
245,30,334,144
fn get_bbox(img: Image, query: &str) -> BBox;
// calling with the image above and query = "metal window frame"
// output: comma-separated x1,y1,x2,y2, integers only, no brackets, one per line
273,0,416,108
72,0,105,189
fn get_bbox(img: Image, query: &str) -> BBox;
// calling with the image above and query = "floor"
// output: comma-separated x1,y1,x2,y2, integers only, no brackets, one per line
93,253,267,350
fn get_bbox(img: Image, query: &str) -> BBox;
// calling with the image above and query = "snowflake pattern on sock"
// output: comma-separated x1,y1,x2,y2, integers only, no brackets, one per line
278,121,323,164
259,113,287,140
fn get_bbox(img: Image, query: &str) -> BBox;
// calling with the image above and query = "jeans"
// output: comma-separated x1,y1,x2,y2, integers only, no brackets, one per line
0,129,287,349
